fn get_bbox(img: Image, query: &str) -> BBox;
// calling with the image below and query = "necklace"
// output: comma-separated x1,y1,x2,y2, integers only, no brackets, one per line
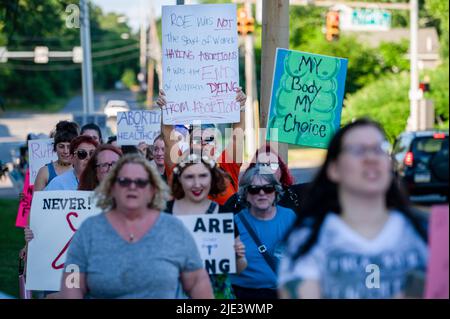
128,233,135,242
57,159,71,167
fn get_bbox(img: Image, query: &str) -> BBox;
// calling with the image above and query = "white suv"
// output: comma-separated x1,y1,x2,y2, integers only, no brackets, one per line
103,100,129,118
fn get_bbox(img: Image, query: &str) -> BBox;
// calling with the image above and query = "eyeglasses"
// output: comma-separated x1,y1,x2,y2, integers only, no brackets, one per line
247,184,276,195
192,136,215,145
96,161,117,171
75,149,95,160
259,162,280,171
115,177,150,188
342,141,391,158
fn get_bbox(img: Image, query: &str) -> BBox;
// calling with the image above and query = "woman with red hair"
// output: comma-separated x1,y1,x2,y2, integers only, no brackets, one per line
223,144,310,216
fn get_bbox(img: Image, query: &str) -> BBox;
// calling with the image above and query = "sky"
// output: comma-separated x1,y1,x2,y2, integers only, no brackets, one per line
92,0,199,32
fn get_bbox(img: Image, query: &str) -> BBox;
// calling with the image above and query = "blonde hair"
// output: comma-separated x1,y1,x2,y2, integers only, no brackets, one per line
95,154,170,211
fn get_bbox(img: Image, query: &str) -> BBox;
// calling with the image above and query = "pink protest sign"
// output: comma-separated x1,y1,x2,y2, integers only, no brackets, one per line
425,204,449,299
15,170,34,228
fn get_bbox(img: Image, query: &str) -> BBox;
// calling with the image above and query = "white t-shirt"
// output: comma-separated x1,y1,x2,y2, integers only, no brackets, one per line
278,211,428,299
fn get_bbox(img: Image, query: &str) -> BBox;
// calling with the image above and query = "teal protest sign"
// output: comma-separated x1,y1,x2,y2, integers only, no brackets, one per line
267,48,348,149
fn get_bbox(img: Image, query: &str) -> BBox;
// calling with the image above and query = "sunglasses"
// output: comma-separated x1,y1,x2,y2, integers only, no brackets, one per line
115,177,150,188
75,149,95,160
247,184,276,195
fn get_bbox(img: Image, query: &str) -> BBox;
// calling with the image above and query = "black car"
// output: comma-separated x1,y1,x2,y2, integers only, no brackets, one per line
392,130,449,198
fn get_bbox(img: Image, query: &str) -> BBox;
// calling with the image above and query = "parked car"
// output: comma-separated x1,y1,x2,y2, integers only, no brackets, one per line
103,100,129,118
392,130,449,198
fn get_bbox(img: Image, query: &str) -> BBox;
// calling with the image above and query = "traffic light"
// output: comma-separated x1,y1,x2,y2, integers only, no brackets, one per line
237,7,255,36
326,11,340,42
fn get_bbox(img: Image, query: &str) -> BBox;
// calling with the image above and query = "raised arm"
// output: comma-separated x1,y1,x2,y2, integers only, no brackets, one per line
156,90,179,170
223,88,247,164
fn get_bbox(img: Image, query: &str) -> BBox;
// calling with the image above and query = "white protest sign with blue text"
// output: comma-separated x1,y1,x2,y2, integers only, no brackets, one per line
162,4,240,125
176,213,236,275
116,110,161,146
28,139,57,185
26,191,101,291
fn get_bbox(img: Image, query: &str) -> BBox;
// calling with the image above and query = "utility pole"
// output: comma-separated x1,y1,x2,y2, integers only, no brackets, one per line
260,0,289,163
408,0,420,131
139,13,147,93
243,0,258,159
80,0,95,116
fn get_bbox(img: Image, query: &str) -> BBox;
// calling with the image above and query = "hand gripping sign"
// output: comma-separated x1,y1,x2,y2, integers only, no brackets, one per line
25,191,101,291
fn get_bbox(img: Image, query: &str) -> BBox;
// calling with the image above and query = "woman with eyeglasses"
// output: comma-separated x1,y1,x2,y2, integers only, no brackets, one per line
78,144,122,191
278,119,428,299
166,154,247,299
223,144,310,216
60,154,213,299
229,165,297,299
34,121,79,191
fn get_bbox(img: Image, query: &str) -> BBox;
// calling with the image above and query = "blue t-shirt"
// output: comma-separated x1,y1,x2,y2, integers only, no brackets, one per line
230,206,296,289
44,169,78,191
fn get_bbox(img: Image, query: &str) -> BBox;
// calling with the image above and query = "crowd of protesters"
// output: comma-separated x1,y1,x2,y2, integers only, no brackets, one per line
16,86,429,299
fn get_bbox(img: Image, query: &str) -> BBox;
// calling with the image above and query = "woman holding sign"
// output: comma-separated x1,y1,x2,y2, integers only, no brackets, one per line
60,154,213,299
278,119,429,299
166,154,247,299
156,88,247,206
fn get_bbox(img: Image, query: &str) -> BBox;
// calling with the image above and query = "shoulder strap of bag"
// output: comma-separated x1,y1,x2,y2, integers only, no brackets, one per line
238,212,278,274
206,201,218,214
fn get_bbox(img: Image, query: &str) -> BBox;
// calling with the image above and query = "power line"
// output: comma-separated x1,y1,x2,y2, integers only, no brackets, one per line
0,52,139,71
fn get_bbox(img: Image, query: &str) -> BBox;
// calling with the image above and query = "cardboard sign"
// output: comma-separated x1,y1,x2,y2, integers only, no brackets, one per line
176,213,236,275
267,48,348,149
28,139,57,185
25,191,101,291
425,205,449,299
15,169,33,228
116,110,161,146
161,4,240,125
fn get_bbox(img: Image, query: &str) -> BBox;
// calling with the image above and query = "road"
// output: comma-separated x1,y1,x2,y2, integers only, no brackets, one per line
0,90,138,164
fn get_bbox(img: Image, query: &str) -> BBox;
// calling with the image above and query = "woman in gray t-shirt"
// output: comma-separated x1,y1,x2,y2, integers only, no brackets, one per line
60,154,213,299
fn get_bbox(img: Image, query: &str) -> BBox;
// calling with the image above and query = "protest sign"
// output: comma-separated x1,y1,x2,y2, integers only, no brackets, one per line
176,213,236,275
267,48,348,148
425,205,449,299
161,4,240,125
25,191,101,291
15,169,33,228
116,110,161,146
28,138,57,185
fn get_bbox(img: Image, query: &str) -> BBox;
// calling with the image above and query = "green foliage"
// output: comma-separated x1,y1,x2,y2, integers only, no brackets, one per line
424,60,449,127
342,72,411,142
425,0,449,58
0,0,139,111
121,68,137,89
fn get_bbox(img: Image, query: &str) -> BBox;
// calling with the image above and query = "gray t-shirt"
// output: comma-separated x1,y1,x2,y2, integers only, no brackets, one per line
64,212,203,299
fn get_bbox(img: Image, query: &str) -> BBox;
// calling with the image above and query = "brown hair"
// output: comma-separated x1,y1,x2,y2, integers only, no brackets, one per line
78,144,123,190
171,154,227,200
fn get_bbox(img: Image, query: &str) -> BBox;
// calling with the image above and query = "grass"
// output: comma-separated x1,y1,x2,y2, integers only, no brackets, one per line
0,199,24,298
